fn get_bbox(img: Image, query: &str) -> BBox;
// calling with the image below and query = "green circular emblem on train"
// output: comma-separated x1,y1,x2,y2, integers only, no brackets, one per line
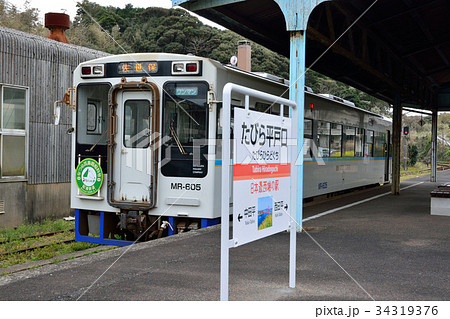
75,158,103,195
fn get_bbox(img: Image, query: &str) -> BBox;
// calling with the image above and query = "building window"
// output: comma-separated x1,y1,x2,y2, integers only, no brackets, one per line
0,85,28,178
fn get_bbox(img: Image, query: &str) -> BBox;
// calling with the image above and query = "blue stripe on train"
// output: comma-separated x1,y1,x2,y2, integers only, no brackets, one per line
215,157,391,166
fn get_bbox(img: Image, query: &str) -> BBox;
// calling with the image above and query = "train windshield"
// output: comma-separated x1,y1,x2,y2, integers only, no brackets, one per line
76,84,109,146
161,82,209,178
75,83,110,171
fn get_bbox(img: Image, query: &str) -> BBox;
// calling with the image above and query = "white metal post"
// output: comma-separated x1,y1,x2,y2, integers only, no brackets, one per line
220,84,232,301
221,83,297,300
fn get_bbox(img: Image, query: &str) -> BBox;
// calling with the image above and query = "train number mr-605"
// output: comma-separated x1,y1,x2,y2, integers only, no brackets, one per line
171,183,202,191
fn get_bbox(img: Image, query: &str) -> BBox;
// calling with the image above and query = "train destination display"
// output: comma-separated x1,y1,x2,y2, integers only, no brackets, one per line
232,107,292,247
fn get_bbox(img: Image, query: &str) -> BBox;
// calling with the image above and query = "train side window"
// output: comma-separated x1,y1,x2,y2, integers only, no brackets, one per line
304,119,313,138
373,131,386,157
343,126,355,157
216,103,223,158
315,120,330,157
254,101,290,117
255,101,272,114
304,119,313,158
365,130,374,157
355,128,364,157
330,123,342,157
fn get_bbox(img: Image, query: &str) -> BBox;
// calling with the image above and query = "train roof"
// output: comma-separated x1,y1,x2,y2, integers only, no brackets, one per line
78,52,207,64
223,64,387,119
79,52,387,119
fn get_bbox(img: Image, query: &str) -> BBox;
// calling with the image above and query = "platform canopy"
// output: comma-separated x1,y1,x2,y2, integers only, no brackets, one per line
173,0,450,111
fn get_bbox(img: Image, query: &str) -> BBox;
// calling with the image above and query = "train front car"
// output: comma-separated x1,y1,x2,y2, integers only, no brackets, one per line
69,52,391,246
71,53,221,245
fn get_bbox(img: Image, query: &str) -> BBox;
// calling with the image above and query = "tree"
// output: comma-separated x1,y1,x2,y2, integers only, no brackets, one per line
3,0,392,117
408,144,419,166
0,0,46,36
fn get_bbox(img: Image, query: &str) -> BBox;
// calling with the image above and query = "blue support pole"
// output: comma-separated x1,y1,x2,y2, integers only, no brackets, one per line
289,30,306,232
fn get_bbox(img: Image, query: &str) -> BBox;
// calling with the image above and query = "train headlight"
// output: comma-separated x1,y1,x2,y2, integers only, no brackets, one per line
93,65,104,75
173,63,185,73
171,61,200,75
80,64,105,78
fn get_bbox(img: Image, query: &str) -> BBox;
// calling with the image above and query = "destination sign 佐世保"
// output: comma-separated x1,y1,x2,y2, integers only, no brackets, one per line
117,62,158,75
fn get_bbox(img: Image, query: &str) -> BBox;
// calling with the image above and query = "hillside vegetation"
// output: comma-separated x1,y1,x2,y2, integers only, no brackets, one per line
3,0,450,163
402,113,450,166
1,0,390,115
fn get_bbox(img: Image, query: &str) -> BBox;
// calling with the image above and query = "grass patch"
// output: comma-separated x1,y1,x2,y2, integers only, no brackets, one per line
400,163,431,181
0,218,75,242
0,219,100,269
0,241,99,268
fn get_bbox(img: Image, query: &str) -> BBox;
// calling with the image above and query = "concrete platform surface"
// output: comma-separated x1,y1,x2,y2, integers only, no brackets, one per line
0,172,448,301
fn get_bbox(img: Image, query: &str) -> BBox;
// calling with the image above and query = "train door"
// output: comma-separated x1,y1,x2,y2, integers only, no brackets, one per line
384,130,391,182
108,84,159,210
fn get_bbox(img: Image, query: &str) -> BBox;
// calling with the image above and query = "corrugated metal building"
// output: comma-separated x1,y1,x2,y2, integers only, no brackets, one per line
0,26,108,228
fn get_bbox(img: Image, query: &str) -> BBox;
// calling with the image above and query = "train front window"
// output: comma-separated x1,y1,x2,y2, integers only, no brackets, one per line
76,83,110,171
77,84,109,145
162,82,208,178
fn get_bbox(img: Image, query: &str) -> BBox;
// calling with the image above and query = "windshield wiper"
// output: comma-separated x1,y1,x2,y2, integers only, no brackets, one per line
169,125,190,155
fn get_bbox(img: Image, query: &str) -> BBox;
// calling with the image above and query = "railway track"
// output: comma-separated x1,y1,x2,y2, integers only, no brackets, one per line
0,239,76,256
0,229,75,256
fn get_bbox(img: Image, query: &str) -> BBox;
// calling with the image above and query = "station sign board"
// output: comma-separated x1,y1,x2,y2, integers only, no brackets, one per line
220,83,297,301
232,107,292,247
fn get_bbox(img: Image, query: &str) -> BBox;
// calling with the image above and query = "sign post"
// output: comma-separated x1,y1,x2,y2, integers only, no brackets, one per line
221,83,297,301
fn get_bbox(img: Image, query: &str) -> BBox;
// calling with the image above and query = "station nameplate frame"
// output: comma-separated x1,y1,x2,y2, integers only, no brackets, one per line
232,107,292,247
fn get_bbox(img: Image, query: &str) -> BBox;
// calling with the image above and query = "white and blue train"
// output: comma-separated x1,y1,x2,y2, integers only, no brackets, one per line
61,53,391,245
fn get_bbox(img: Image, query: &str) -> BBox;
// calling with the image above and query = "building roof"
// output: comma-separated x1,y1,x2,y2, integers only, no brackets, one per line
175,0,450,110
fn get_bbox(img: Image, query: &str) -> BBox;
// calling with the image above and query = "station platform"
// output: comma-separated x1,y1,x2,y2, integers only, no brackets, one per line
0,172,448,301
